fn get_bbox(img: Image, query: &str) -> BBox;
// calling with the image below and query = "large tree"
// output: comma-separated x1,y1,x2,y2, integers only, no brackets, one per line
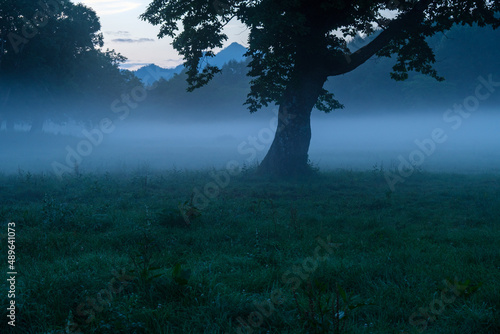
0,0,136,132
141,0,499,177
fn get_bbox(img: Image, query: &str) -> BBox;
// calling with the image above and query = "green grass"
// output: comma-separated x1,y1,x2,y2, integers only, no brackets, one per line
0,168,499,333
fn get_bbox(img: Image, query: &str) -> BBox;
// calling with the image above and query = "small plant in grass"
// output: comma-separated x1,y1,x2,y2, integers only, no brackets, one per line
446,278,483,298
177,192,202,226
371,162,385,176
130,254,164,293
294,279,373,334
171,263,191,286
92,293,146,334
158,207,186,227
158,203,200,228
409,277,484,332
129,216,164,293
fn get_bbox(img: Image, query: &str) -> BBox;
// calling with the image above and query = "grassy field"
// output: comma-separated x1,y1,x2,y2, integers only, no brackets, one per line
0,168,499,333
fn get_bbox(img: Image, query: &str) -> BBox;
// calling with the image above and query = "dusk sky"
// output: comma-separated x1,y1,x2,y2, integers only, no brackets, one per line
79,0,249,70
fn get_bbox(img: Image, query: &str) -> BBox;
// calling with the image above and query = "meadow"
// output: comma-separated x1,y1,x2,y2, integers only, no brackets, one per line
0,168,499,333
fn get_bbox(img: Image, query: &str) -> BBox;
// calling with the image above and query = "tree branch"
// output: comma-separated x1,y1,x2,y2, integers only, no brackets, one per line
326,0,434,76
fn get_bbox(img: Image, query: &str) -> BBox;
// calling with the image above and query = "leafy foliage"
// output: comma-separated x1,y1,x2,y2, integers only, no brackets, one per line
171,263,191,286
141,0,500,113
0,0,140,128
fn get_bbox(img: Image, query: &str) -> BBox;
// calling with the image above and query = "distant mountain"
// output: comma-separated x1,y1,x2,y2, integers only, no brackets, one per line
204,42,248,68
134,42,248,86
134,64,184,86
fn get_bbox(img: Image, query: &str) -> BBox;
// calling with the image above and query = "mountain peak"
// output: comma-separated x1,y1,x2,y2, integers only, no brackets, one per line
134,42,248,85
206,42,247,67
226,42,247,50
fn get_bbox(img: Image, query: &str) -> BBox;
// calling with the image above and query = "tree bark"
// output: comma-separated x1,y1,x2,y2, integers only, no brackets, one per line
258,60,327,177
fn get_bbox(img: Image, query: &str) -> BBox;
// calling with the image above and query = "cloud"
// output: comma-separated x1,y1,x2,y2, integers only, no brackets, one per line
80,0,141,15
105,31,131,36
111,38,155,43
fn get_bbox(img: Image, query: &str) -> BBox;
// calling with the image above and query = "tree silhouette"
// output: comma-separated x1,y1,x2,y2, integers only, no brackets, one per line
0,0,136,132
141,0,499,177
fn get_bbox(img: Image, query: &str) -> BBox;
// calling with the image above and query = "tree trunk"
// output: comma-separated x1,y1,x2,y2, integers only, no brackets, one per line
259,62,327,177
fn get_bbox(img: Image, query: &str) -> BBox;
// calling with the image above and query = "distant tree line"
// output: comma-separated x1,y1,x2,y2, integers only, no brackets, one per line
138,59,255,122
0,0,140,133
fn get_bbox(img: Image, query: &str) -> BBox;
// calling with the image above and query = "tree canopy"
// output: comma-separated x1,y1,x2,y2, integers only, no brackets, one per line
148,1,499,176
141,0,500,112
0,0,138,131
137,23,500,123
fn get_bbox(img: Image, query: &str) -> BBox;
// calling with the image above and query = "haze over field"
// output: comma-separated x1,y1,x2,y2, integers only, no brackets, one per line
1,2,500,181
2,110,500,177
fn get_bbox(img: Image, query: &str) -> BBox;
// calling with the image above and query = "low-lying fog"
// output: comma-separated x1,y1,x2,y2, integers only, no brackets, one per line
2,109,500,177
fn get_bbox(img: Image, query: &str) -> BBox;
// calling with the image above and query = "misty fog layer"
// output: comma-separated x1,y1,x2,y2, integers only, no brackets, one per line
2,20,499,179
2,109,499,176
